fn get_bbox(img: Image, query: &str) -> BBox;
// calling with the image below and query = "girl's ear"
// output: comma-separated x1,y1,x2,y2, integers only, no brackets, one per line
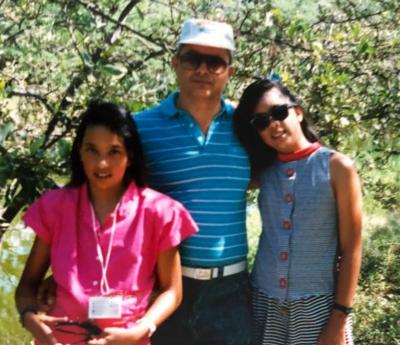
78,145,83,160
294,106,304,123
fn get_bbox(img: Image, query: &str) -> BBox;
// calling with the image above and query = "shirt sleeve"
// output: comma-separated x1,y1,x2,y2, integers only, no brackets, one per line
157,200,198,253
22,191,56,244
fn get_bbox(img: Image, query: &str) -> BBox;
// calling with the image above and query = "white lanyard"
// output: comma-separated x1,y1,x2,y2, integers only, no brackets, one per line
90,202,119,295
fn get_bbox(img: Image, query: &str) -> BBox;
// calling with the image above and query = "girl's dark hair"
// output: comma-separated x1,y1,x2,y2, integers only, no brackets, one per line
233,79,319,181
69,101,147,188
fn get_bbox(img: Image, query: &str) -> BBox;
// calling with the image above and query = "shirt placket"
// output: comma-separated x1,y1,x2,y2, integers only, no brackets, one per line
278,163,296,303
178,110,223,149
180,113,207,148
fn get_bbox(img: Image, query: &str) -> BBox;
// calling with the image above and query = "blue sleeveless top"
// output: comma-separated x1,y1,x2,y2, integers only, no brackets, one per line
252,146,338,301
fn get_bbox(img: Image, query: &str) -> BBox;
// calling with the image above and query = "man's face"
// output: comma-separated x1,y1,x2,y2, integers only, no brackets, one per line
172,44,234,99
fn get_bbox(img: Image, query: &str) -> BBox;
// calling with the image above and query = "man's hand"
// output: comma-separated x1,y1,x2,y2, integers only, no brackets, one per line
37,275,57,312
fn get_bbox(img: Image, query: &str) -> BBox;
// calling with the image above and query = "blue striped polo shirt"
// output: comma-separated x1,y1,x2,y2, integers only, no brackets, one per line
134,92,250,267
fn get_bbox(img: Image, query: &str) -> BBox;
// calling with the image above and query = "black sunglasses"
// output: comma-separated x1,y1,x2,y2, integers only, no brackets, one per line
250,104,297,131
178,51,230,74
54,320,102,344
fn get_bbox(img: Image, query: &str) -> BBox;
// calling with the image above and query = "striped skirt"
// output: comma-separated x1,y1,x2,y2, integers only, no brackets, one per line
252,289,354,345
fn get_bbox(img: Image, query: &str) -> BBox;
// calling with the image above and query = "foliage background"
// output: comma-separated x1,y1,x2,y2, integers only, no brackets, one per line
0,0,399,343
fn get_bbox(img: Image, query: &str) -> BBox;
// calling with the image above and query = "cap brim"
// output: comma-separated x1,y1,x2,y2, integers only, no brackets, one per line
178,36,235,51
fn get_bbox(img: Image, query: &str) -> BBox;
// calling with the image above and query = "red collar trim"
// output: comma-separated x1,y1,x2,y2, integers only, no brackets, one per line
278,142,321,162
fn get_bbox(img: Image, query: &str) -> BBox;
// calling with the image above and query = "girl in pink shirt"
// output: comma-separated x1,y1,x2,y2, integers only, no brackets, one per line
15,101,198,345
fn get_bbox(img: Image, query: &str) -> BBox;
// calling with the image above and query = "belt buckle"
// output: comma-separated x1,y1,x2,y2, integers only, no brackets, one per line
193,268,212,280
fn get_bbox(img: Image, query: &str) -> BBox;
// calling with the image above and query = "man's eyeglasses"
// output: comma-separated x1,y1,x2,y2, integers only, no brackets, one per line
250,104,297,131
178,51,230,74
54,320,102,344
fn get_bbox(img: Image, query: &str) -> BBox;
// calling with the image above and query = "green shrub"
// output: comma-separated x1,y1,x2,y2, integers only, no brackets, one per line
354,214,400,344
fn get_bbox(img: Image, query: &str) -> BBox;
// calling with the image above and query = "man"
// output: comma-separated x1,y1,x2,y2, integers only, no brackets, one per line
134,18,251,345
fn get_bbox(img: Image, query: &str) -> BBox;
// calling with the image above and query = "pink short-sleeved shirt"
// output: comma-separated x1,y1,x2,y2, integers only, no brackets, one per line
23,182,198,344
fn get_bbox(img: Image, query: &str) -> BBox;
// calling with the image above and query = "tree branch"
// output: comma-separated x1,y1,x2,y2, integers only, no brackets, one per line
41,1,172,149
237,9,251,33
312,9,385,28
75,0,167,49
2,16,29,43
9,90,55,115
117,0,141,23
67,23,89,66
42,69,90,149
43,121,76,149
108,0,141,44
115,49,166,87
151,0,186,14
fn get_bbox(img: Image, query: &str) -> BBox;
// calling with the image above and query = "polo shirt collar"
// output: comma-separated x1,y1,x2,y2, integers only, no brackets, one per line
160,91,232,119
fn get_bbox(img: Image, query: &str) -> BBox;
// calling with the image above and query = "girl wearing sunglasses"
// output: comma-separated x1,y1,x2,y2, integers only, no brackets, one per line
15,101,198,345
233,79,362,345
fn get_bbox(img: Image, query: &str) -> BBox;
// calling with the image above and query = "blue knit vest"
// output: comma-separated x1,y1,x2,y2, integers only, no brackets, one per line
252,147,338,301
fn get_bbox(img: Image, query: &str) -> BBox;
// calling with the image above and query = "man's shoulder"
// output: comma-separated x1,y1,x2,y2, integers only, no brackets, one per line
134,92,177,123
139,186,190,215
222,98,236,117
134,104,163,121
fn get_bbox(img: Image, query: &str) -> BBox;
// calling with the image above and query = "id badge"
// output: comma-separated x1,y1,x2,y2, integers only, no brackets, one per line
88,296,122,319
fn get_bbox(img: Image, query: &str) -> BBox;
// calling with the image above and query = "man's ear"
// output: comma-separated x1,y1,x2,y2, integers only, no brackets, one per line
228,65,235,77
171,55,178,70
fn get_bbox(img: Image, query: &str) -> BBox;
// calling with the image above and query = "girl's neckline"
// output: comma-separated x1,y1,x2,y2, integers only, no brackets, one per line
87,184,127,227
277,142,322,162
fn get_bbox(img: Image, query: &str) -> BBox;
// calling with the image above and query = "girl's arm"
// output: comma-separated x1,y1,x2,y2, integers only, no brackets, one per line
89,247,182,345
144,247,183,325
318,152,363,345
331,152,363,308
15,236,65,345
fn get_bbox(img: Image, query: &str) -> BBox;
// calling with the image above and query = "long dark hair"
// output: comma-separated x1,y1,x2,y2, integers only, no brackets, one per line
233,79,319,181
69,101,147,188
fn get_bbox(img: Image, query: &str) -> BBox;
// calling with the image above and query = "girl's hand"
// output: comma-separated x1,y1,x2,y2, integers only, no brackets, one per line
87,325,147,345
317,327,346,345
317,311,347,345
23,312,67,345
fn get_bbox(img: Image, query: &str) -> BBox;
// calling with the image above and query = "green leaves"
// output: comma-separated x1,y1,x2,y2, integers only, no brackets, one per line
82,51,94,67
357,36,374,56
99,63,127,76
0,122,13,144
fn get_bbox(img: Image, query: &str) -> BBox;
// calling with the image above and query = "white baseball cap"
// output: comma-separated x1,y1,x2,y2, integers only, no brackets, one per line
177,18,235,51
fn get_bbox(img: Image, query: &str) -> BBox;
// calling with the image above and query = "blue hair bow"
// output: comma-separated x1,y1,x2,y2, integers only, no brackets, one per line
267,71,281,82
